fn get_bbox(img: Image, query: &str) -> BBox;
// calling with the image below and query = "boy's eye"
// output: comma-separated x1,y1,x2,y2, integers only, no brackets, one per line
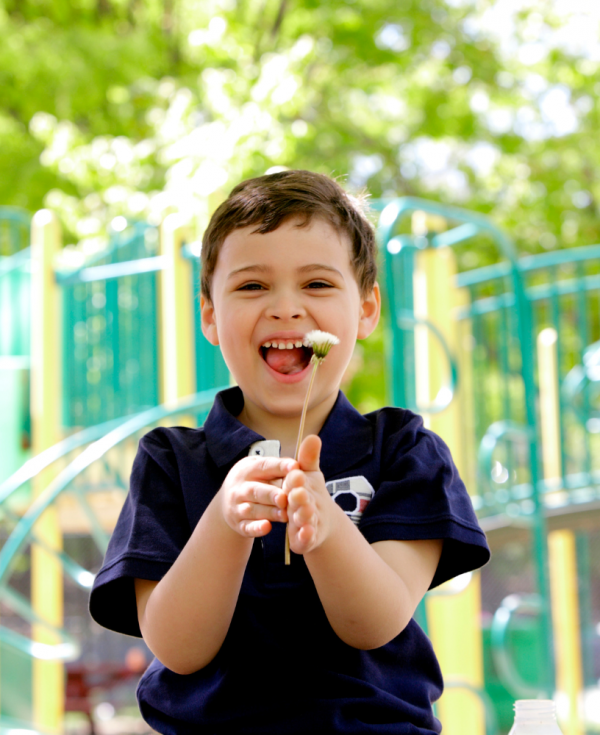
238,283,265,291
307,281,332,289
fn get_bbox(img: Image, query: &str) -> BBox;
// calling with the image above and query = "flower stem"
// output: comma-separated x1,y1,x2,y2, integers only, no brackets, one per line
285,359,319,565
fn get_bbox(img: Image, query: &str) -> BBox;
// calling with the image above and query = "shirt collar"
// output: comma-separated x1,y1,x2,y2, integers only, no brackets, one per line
204,387,265,467
204,386,373,474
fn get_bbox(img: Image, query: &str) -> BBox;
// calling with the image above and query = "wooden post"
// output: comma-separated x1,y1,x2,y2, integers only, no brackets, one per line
160,214,195,405
30,209,63,734
413,221,485,735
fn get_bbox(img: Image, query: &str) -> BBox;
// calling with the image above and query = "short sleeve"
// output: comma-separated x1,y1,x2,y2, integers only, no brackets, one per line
359,412,490,588
89,429,192,637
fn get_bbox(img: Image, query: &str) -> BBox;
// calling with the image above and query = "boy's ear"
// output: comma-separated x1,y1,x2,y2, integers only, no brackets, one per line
200,295,219,346
357,282,381,340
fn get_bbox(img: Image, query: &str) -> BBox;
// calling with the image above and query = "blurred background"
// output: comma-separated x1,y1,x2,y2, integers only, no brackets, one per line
1,0,600,733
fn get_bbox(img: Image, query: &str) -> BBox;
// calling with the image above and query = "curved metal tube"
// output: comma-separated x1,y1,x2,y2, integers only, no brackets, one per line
562,339,600,424
490,594,545,699
0,387,224,590
477,421,534,494
0,388,225,662
395,309,458,414
377,196,519,265
0,415,131,506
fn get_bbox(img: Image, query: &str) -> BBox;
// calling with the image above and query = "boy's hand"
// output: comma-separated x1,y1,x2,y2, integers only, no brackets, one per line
219,456,296,538
283,435,338,555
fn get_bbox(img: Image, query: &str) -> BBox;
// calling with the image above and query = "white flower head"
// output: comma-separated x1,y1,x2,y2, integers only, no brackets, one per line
304,330,340,362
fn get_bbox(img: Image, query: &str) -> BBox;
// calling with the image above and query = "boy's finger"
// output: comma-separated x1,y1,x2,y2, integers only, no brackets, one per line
282,468,306,492
298,435,322,473
240,519,272,537
238,502,286,522
245,457,296,479
240,483,285,508
288,486,310,508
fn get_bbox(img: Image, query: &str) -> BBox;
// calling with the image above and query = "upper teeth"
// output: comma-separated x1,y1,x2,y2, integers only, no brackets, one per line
262,340,304,349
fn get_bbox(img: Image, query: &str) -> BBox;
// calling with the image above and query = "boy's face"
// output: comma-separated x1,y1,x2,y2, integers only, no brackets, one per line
201,217,380,424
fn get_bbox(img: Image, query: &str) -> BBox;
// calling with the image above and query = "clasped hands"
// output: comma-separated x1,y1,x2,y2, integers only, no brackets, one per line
219,435,337,555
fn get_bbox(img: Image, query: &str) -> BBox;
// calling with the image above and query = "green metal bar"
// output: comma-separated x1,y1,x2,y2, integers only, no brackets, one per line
0,247,31,280
68,484,112,553
575,532,595,689
0,206,31,228
376,197,554,696
490,594,545,699
0,714,53,735
471,287,486,448
459,273,600,320
511,264,554,695
499,299,511,423
394,310,457,414
192,256,230,394
527,273,600,301
0,388,225,589
2,505,95,589
576,263,593,483
56,221,153,274
457,292,516,319
0,415,129,505
430,222,480,249
519,243,600,271
457,262,512,288
457,244,600,291
106,275,120,421
55,255,166,285
1,587,75,645
0,626,78,663
376,197,520,263
549,267,568,485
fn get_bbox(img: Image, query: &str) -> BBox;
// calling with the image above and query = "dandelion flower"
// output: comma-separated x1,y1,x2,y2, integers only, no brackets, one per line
304,330,340,362
285,329,340,564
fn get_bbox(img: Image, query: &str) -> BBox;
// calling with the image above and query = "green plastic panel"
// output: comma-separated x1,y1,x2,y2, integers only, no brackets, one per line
59,224,160,427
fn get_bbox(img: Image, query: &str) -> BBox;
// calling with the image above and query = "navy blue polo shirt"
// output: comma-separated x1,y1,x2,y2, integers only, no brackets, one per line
90,387,490,735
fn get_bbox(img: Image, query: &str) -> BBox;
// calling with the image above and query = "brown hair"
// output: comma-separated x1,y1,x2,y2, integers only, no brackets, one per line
200,170,377,300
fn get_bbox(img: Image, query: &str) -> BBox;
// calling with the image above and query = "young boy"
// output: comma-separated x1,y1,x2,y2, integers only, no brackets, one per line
90,170,490,734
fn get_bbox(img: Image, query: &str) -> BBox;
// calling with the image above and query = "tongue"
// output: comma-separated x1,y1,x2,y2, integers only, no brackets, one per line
265,347,307,375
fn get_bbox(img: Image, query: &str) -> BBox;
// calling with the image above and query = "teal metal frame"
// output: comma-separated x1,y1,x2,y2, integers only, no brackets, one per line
182,242,230,391
0,388,224,670
375,197,553,697
57,222,161,428
4,198,600,730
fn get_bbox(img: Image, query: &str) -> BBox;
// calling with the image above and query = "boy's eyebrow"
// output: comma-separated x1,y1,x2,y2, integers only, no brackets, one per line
227,263,343,279
227,264,269,279
297,264,343,277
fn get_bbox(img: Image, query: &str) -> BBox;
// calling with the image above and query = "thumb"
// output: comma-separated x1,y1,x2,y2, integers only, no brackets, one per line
298,434,322,473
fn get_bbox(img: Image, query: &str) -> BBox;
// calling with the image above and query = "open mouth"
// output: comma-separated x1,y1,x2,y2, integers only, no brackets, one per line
260,340,314,375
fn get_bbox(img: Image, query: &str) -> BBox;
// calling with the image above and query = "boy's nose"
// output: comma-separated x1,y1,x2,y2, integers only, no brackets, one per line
265,292,306,321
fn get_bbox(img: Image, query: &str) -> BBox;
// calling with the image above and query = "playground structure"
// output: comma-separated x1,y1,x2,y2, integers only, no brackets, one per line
0,200,599,735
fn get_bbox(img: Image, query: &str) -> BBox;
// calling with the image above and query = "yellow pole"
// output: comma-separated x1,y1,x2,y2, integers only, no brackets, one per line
538,328,583,734
548,530,584,735
413,226,485,735
160,214,195,405
30,209,64,734
426,575,485,734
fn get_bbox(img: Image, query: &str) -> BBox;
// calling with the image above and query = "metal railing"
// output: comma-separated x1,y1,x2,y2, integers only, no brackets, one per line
0,390,222,688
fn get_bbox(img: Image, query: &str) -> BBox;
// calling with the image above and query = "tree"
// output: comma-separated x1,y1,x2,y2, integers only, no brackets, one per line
3,0,598,262
3,0,600,410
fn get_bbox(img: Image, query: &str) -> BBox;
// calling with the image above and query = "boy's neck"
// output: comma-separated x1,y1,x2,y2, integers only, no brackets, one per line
236,391,339,460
